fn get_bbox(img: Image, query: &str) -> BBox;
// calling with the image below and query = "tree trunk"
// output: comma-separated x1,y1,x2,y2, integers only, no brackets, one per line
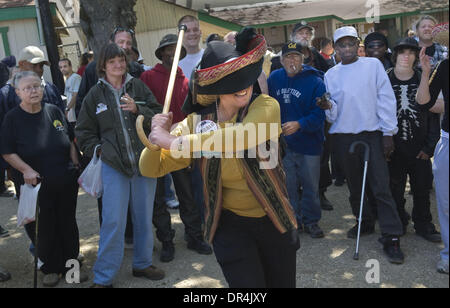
79,0,137,56
38,0,65,93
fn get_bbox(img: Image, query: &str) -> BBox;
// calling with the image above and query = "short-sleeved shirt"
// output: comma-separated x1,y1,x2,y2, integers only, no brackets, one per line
64,73,82,122
0,104,74,184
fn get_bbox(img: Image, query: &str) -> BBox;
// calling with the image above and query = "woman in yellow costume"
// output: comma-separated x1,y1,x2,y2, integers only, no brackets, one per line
139,28,299,288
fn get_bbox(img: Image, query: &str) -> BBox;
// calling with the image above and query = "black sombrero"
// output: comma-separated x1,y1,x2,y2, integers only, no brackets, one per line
182,27,267,114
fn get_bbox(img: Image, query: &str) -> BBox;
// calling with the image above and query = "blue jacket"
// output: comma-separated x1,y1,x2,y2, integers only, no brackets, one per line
268,65,325,156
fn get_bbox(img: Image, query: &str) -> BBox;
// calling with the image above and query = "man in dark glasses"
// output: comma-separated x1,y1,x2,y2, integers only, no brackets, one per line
365,32,394,70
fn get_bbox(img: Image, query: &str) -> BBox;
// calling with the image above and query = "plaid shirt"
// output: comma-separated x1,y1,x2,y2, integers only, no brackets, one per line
430,43,448,69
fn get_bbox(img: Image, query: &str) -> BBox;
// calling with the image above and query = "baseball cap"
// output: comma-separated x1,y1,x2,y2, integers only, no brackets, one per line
18,46,49,65
282,41,304,56
333,26,358,43
1,56,16,68
393,37,420,52
365,32,389,48
292,21,314,34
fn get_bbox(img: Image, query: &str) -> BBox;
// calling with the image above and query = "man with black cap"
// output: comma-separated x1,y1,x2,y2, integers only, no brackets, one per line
272,21,334,211
140,34,212,261
268,41,326,239
271,21,330,73
292,21,335,211
318,26,405,264
386,37,441,242
365,31,394,70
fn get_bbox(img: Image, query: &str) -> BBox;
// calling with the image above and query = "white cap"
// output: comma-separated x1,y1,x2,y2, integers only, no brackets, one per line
18,46,50,65
333,26,358,43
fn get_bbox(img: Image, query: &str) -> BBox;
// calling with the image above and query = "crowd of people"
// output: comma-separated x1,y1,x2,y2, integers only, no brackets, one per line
0,13,448,287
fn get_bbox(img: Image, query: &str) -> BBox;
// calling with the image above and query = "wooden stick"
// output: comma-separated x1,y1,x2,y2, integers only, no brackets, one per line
136,25,187,151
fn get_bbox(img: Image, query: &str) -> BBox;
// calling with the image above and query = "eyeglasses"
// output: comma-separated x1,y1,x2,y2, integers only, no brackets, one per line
336,40,358,49
20,85,44,93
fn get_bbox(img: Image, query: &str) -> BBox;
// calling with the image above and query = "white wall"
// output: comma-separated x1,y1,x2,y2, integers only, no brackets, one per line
0,19,53,82
56,0,88,71
136,27,179,68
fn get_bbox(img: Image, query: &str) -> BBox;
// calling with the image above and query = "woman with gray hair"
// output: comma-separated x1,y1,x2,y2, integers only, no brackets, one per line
0,71,84,287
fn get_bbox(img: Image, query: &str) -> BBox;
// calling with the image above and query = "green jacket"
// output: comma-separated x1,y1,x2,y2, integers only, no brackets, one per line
76,74,162,177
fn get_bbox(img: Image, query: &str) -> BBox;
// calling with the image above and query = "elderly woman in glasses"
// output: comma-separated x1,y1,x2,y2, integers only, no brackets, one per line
0,71,83,287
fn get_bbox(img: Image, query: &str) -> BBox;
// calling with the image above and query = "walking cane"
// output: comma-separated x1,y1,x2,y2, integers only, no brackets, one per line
33,177,42,288
136,24,188,150
349,141,370,261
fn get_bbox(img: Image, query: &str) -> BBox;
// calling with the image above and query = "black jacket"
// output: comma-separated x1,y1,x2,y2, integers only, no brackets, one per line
75,60,144,117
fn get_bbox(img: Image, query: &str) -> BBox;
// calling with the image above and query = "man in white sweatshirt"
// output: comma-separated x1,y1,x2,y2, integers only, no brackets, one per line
318,26,405,264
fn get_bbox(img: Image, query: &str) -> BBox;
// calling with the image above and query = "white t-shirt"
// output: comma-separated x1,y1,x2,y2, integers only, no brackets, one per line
64,73,81,123
179,49,204,81
324,57,398,136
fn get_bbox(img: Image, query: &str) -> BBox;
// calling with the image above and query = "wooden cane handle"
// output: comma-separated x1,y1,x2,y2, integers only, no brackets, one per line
136,115,160,151
162,25,186,114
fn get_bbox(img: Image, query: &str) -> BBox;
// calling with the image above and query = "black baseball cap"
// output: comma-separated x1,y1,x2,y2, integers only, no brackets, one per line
393,37,420,51
292,21,314,34
282,41,304,56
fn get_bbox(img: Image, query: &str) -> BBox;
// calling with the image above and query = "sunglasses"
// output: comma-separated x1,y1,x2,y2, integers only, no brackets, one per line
366,42,386,49
112,26,135,37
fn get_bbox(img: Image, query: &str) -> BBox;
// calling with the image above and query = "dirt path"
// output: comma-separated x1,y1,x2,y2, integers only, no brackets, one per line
0,182,448,288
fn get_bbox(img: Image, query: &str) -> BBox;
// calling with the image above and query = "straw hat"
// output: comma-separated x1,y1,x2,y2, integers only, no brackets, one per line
432,22,449,47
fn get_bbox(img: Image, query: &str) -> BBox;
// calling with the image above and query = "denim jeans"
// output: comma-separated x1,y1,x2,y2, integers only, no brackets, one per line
93,162,157,285
283,148,321,226
433,134,449,262
164,174,176,202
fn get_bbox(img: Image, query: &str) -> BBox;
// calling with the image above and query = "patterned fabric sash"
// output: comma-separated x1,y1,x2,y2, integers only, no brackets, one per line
197,96,297,243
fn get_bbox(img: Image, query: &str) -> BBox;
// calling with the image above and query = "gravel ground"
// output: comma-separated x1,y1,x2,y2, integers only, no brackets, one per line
0,181,448,288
